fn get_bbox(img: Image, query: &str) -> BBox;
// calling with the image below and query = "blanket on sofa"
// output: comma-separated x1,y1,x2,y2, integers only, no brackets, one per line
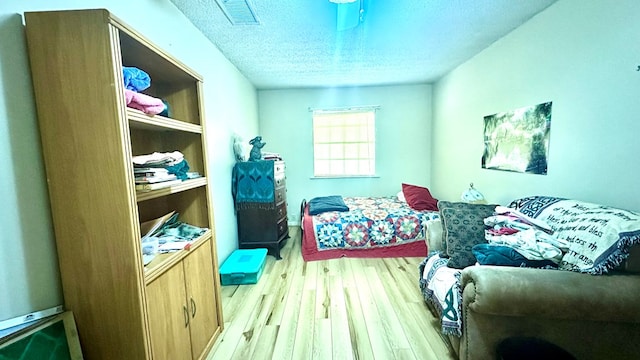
509,196,640,274
419,253,463,336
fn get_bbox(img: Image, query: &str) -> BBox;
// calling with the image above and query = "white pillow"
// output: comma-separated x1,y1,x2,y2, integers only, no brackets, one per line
397,191,406,202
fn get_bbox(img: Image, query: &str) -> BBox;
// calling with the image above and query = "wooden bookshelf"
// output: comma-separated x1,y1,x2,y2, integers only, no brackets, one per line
25,9,222,359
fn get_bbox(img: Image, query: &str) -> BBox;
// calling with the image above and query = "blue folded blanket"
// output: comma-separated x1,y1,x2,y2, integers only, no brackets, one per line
472,244,558,268
308,195,349,215
123,66,151,92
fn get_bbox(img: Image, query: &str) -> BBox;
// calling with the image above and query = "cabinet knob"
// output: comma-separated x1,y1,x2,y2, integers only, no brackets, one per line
190,297,197,318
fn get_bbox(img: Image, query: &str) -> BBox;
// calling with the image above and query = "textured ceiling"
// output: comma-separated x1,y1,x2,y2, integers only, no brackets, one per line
169,0,557,89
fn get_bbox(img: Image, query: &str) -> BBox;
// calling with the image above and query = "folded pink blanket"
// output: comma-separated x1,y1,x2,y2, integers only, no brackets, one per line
125,89,165,115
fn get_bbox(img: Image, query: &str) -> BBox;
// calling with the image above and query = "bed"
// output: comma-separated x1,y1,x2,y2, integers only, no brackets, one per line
300,195,440,261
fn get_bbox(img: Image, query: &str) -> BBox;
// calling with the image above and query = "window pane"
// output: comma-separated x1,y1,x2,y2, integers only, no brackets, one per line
362,159,375,174
314,127,331,142
329,144,344,158
344,126,361,142
313,109,376,177
315,160,330,175
344,143,358,157
329,160,343,175
315,144,330,159
330,128,344,142
358,143,370,158
344,159,358,173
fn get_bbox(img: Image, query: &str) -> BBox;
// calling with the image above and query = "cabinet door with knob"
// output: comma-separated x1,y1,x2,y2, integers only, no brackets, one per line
184,240,219,358
146,240,218,359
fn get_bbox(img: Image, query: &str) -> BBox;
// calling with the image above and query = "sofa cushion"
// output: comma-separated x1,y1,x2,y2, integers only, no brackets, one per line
438,201,497,269
509,196,640,274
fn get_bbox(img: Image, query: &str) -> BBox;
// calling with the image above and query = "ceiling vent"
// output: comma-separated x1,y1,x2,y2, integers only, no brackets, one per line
215,0,260,25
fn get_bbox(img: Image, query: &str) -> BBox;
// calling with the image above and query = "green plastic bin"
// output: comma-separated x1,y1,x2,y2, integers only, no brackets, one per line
219,248,268,285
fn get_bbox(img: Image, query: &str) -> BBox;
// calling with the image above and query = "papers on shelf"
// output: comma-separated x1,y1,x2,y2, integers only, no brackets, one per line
142,253,156,266
140,212,174,264
140,211,176,240
158,241,191,252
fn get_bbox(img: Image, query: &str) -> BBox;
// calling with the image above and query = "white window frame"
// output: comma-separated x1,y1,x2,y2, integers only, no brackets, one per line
311,106,378,178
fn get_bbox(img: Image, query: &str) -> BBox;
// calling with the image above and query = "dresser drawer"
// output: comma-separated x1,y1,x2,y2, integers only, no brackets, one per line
274,171,286,186
276,201,287,221
274,161,285,175
277,217,288,239
275,187,287,204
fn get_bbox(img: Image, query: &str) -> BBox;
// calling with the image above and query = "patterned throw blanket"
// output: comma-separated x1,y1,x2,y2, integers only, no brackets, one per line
510,196,640,274
419,254,463,336
311,196,440,250
232,160,275,210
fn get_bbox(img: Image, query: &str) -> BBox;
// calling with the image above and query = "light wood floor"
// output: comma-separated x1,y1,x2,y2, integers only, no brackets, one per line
206,227,455,360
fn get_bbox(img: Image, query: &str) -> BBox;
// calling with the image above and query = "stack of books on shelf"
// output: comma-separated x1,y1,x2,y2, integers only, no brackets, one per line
132,151,204,191
134,167,181,191
133,151,185,191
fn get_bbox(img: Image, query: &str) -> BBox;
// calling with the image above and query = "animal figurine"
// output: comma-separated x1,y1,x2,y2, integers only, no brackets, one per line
232,133,246,162
248,136,266,161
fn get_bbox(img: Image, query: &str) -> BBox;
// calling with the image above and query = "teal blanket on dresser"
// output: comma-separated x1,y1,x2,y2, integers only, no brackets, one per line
232,160,275,210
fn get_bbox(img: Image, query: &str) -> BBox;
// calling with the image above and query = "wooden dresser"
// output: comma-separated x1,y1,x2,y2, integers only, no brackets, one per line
233,160,289,259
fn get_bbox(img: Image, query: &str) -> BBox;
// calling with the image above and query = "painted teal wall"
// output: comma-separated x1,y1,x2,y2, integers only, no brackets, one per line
0,0,258,324
258,84,434,224
432,0,640,211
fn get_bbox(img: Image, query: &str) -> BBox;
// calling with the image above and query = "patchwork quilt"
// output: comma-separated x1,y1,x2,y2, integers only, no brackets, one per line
310,196,440,251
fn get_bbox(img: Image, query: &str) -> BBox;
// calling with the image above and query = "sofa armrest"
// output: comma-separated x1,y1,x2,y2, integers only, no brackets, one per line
460,265,640,323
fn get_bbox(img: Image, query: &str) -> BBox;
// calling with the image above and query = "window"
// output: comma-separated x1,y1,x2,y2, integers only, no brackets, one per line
312,107,376,177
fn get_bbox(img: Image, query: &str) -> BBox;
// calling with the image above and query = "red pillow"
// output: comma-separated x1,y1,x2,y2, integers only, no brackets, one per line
402,183,439,211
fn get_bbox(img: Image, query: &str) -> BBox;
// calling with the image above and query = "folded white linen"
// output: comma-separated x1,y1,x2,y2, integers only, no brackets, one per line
485,228,566,263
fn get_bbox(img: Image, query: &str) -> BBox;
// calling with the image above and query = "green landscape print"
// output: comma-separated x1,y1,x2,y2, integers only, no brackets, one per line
482,101,552,175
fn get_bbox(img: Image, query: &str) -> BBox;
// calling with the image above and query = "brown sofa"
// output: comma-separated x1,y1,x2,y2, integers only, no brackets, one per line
422,200,640,360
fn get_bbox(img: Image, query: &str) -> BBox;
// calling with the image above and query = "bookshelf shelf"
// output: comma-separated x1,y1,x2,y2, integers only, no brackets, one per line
128,109,203,133
135,177,208,202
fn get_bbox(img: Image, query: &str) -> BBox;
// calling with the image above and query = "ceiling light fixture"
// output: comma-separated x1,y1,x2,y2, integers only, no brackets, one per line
330,0,364,31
